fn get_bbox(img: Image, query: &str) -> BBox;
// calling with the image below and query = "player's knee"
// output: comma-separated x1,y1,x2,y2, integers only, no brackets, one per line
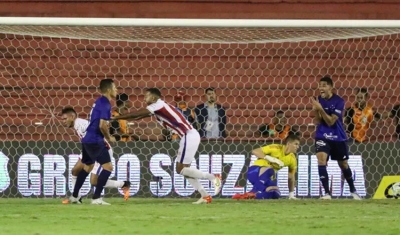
265,186,280,199
175,163,184,174
101,162,113,172
71,168,80,176
316,153,328,165
270,191,280,199
83,164,93,173
337,160,349,169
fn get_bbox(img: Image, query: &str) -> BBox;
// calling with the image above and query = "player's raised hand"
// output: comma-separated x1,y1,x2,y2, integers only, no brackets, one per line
310,97,323,111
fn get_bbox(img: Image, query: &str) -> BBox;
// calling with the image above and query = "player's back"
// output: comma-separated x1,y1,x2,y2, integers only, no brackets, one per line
253,144,296,171
316,94,347,141
147,99,194,137
82,96,111,143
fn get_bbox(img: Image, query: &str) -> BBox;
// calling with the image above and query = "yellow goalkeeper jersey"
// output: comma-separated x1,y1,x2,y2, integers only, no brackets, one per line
253,144,297,172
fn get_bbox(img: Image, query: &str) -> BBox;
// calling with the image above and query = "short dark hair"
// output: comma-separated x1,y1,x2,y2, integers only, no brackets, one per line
61,107,77,116
146,88,162,98
116,93,129,107
205,88,214,94
285,134,301,143
99,79,114,93
276,110,284,116
320,76,333,86
356,87,369,97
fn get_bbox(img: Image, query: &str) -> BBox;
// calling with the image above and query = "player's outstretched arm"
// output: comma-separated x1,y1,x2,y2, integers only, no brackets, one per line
112,108,151,121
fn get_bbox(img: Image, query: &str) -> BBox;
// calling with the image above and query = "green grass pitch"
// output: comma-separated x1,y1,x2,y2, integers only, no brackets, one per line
0,198,399,235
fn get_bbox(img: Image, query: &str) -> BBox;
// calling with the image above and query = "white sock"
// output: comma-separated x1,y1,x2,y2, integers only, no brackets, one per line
104,180,124,189
181,167,215,181
187,178,208,197
71,175,80,196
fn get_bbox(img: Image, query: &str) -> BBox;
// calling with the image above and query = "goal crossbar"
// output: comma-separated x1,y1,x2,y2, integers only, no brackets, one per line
0,17,400,28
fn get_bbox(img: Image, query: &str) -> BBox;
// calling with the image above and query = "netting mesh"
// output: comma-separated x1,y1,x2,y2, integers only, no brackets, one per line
0,25,399,198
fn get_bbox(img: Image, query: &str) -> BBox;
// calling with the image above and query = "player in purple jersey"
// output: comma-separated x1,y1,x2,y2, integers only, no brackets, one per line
310,76,361,200
69,79,123,205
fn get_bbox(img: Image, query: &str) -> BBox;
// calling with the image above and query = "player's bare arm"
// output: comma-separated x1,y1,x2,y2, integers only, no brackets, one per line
251,148,265,159
288,169,296,195
112,108,151,121
311,97,338,126
99,119,115,143
252,147,284,167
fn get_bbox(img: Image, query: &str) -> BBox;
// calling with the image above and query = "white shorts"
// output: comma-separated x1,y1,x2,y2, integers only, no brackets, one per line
176,129,200,164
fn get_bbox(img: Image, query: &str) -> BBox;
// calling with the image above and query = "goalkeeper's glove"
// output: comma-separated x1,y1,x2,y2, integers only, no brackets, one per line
288,192,298,200
264,155,284,167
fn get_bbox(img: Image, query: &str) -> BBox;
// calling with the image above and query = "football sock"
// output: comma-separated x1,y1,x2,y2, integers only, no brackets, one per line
180,167,215,181
71,175,78,195
93,170,111,199
187,178,208,197
104,180,124,189
318,165,331,195
73,170,89,198
342,167,356,193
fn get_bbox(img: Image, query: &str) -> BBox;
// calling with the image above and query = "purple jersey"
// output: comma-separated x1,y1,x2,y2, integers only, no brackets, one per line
82,96,111,143
315,94,348,141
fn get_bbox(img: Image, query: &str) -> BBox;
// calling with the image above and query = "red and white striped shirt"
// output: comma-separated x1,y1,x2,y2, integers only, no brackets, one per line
147,99,193,137
73,118,110,149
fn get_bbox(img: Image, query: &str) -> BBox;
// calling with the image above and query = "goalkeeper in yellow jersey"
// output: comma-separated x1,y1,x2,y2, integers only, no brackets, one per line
232,134,300,200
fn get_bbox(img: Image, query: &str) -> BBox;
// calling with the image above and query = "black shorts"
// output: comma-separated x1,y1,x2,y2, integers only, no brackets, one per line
315,139,349,161
81,143,111,165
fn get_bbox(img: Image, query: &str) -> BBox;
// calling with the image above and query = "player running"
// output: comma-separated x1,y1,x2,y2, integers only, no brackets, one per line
112,88,222,204
60,107,131,204
311,76,361,200
69,79,128,205
232,134,300,200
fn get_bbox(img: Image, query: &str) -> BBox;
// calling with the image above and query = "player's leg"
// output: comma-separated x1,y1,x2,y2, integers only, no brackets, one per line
255,186,281,200
62,158,84,204
175,130,221,204
70,144,96,203
235,167,276,200
315,139,331,199
331,141,361,200
91,145,113,205
90,161,131,201
105,147,131,200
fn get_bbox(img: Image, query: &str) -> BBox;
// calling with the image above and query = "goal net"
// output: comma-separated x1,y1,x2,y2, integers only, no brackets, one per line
0,18,399,199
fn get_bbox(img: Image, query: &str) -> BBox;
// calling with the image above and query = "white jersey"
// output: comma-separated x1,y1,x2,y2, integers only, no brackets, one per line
74,118,89,139
147,99,194,137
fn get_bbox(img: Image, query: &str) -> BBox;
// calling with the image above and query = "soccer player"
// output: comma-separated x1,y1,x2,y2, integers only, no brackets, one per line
232,134,300,200
112,88,222,204
60,107,131,204
69,78,121,205
311,76,361,200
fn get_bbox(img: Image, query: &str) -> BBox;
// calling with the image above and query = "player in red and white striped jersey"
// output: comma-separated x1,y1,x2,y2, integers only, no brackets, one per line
60,107,130,203
112,88,221,204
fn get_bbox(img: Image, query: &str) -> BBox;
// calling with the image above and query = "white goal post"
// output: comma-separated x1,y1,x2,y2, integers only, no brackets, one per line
0,17,399,199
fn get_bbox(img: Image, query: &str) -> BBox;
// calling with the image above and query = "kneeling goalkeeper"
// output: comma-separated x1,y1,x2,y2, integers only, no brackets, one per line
233,134,300,200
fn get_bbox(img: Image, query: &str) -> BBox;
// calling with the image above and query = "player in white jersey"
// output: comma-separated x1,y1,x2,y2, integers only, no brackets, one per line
112,88,222,204
60,107,131,203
